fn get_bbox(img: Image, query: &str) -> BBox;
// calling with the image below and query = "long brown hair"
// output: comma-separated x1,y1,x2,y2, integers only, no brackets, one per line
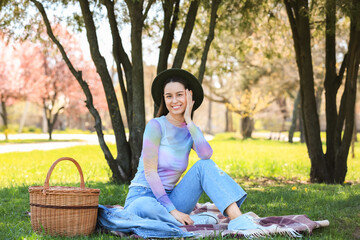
156,76,194,118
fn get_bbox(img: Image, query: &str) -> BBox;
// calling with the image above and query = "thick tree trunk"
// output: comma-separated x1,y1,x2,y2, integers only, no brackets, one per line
333,6,360,183
241,115,253,139
127,0,146,176
284,0,328,183
324,0,339,181
285,0,360,183
82,0,136,182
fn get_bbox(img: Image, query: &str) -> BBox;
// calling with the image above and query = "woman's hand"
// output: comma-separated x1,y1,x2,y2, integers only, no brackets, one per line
170,209,194,225
184,89,195,124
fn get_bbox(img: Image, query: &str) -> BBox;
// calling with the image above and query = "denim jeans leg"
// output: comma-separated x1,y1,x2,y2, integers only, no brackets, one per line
169,159,247,215
124,187,181,226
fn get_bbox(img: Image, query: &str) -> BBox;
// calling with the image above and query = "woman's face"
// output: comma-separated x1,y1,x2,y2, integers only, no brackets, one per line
163,81,187,116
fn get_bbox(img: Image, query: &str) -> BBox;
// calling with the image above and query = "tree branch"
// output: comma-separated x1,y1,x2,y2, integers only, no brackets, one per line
172,0,199,68
198,0,221,83
142,0,155,22
204,92,228,104
103,0,131,124
336,53,348,90
157,0,179,73
52,106,65,126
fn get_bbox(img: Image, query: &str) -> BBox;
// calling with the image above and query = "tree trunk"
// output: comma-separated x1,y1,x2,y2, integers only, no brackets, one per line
241,115,253,139
299,108,305,143
0,100,8,141
18,100,30,133
206,96,212,134
44,108,52,141
285,0,360,183
225,107,233,132
127,0,146,175
284,0,328,183
351,117,356,158
288,90,300,143
333,4,360,183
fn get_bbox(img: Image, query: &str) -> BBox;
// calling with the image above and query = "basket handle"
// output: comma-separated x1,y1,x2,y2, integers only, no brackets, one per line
44,157,85,189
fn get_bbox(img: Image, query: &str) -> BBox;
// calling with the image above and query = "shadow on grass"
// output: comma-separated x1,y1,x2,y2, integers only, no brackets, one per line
1,183,359,239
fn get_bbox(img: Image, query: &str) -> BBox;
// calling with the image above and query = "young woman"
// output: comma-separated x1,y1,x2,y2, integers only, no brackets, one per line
124,68,266,232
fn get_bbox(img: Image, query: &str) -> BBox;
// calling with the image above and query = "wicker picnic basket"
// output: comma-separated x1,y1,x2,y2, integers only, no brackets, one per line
29,157,100,236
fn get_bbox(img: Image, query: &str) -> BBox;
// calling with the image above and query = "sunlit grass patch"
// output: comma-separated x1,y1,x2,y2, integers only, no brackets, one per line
188,133,360,183
0,133,359,239
0,145,113,188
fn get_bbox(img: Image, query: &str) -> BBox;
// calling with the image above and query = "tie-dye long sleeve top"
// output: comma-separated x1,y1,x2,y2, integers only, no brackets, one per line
129,116,213,212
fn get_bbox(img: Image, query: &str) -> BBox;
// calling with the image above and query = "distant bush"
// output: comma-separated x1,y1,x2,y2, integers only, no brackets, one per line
52,128,93,134
0,125,42,134
22,126,42,133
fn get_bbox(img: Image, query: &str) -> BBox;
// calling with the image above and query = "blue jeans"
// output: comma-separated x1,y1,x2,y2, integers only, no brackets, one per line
97,205,194,238
124,159,247,225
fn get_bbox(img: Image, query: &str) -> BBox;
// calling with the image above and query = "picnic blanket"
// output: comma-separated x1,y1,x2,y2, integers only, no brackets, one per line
100,202,329,238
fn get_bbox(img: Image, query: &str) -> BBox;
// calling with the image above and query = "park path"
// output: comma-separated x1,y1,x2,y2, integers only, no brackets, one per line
0,133,116,153
0,133,215,153
0,132,294,154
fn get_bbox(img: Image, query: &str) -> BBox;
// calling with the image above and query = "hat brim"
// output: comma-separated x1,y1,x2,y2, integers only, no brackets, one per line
151,68,204,111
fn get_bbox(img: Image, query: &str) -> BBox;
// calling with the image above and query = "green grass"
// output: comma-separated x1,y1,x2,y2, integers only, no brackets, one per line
0,133,359,239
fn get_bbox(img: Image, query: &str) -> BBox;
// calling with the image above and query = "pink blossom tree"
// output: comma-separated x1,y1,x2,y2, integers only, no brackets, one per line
0,36,34,140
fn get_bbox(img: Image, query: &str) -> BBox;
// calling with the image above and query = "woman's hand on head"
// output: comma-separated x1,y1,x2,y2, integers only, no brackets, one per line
170,209,194,226
184,89,195,124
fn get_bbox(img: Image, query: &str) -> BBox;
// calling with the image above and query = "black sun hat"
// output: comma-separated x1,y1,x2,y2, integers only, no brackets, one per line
151,68,204,111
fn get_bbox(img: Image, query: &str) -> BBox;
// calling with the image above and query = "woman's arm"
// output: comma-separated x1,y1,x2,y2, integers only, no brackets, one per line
187,122,213,159
183,89,213,159
142,119,175,212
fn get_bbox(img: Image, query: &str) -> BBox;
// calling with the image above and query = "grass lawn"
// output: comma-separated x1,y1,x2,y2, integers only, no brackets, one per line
0,133,359,239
